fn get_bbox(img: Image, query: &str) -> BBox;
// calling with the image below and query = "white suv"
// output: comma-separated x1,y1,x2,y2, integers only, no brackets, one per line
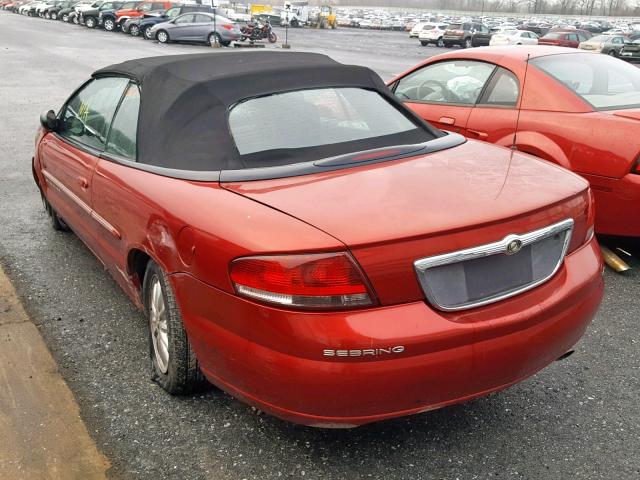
418,23,448,47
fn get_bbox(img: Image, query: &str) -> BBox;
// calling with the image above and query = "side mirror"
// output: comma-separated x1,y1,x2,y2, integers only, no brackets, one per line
40,110,58,131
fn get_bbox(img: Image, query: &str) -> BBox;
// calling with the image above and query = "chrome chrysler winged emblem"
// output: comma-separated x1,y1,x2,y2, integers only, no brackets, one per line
506,239,523,255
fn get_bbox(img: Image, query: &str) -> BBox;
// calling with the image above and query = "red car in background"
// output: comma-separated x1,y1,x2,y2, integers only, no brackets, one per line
114,0,171,29
33,52,603,427
538,30,591,47
390,46,640,238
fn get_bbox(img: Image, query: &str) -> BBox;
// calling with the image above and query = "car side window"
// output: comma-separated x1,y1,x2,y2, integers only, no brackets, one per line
578,34,587,42
612,37,622,44
480,68,519,107
194,14,211,23
105,83,140,161
481,25,490,34
393,60,496,105
59,77,129,151
174,14,193,24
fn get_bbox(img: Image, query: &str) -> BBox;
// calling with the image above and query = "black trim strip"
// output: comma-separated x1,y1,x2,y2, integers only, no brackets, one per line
99,152,221,181
220,133,466,182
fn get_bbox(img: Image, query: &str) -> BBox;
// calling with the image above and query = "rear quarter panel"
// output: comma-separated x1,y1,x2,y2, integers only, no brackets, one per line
90,159,344,306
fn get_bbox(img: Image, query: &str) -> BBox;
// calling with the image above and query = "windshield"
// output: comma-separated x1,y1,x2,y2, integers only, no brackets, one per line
589,35,611,42
229,87,430,162
532,53,640,110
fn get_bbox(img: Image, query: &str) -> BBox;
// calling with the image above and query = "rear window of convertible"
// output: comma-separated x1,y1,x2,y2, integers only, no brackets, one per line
228,87,426,157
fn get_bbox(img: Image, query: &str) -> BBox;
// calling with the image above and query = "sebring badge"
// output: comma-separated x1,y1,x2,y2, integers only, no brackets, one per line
324,346,405,357
506,239,523,255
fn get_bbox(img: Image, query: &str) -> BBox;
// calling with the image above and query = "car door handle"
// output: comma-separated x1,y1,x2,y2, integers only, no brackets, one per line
468,129,488,139
439,116,456,126
78,177,89,189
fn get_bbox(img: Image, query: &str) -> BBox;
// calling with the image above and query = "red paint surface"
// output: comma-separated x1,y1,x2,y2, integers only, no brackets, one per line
390,46,640,237
33,88,603,425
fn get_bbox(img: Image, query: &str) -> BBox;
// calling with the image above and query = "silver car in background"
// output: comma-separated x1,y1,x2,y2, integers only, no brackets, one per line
150,12,242,46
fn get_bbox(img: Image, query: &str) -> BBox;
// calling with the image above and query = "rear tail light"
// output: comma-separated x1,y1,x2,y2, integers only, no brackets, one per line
230,252,375,310
584,188,596,244
567,188,596,252
222,24,233,30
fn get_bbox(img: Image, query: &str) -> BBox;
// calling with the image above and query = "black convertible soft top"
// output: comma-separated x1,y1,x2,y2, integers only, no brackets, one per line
93,52,449,176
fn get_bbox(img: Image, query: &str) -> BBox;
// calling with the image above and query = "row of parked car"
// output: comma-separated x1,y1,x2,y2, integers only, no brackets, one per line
2,0,244,46
410,20,640,61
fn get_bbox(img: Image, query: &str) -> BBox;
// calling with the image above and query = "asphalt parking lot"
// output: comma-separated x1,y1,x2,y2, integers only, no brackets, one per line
1,11,639,480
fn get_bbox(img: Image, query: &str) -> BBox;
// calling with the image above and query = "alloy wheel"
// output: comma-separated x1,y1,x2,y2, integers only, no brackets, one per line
130,25,139,36
104,19,114,31
208,32,220,46
149,276,169,374
86,17,95,28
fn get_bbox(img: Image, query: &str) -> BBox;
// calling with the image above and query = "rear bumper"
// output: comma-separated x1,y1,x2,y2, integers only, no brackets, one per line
173,237,603,427
221,31,243,42
584,172,640,236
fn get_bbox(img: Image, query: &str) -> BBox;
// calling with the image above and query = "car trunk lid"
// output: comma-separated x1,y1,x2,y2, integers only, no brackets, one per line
222,140,589,307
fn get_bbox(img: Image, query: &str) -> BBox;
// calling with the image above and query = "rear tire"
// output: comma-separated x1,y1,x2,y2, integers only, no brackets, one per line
156,29,169,43
420,40,427,46
143,261,208,395
85,16,95,28
51,12,57,20
443,41,452,48
463,37,473,48
72,15,78,24
437,37,444,47
608,50,617,57
44,199,70,232
62,13,69,22
268,31,277,43
143,25,153,39
208,32,220,46
130,24,139,36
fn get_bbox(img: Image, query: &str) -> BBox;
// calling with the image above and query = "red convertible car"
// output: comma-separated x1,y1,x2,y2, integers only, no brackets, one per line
33,52,603,427
389,46,640,238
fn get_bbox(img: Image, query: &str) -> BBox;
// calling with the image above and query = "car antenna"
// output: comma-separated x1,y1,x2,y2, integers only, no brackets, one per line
511,54,531,151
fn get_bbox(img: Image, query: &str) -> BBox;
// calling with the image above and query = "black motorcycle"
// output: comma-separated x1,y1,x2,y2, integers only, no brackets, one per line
240,19,277,43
